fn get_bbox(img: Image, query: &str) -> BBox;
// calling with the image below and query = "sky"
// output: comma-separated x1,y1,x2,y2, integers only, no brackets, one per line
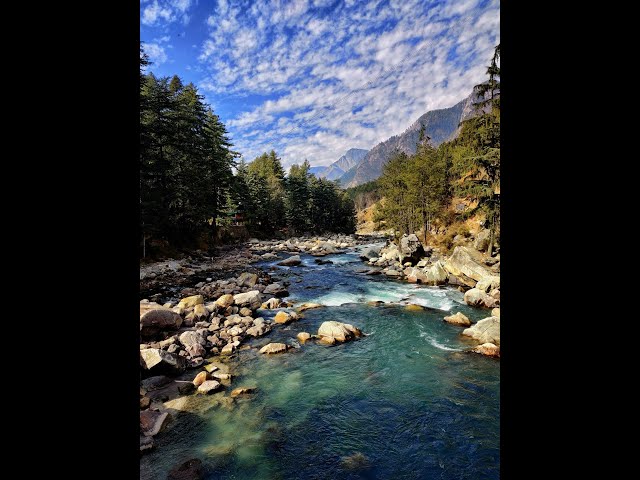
140,0,500,169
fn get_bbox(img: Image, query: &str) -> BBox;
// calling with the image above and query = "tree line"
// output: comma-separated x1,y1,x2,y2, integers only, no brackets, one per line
359,45,500,255
140,45,355,256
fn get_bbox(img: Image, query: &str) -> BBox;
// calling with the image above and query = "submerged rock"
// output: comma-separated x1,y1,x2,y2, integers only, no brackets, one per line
317,321,362,343
341,452,369,470
167,458,205,480
139,435,154,454
405,304,424,311
259,342,289,354
443,312,472,327
462,316,500,345
231,387,257,397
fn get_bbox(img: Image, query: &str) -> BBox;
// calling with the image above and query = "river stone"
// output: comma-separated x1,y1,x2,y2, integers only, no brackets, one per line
263,283,289,297
231,387,257,397
179,331,206,348
297,332,311,344
385,269,402,278
405,304,424,311
197,380,222,394
193,304,208,319
239,307,253,317
215,294,235,308
246,324,269,337
476,275,500,293
204,363,219,373
399,234,425,265
317,321,362,343
192,371,208,386
221,343,235,355
297,302,322,312
489,289,500,301
140,410,169,437
471,342,500,358
237,272,259,288
259,343,289,354
464,288,498,308
423,261,448,285
140,375,172,391
140,307,183,337
186,344,206,358
140,349,186,375
274,311,294,324
443,246,494,287
177,295,204,309
360,245,382,260
233,290,262,310
491,308,500,318
443,312,472,327
462,316,500,345
167,458,205,480
261,297,281,309
278,255,302,266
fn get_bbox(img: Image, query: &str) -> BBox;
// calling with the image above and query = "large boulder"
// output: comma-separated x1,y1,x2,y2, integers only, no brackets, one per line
140,349,186,375
140,410,169,437
236,272,259,288
443,246,495,287
423,261,448,285
215,294,235,309
274,311,298,324
278,255,302,266
464,288,498,308
233,290,263,310
404,267,429,284
259,342,289,354
197,380,222,394
317,321,362,343
177,295,204,310
359,245,382,260
474,229,491,252
471,342,500,358
399,234,426,265
263,283,289,297
444,312,472,327
297,332,311,344
140,307,183,337
179,331,206,349
476,275,500,293
462,316,500,345
379,243,400,263
297,303,323,312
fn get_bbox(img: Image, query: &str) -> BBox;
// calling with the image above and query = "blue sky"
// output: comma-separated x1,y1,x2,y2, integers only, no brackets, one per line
140,0,500,168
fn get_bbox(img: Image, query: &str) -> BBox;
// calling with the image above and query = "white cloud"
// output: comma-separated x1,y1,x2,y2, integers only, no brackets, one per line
195,0,499,167
141,0,194,27
144,43,168,65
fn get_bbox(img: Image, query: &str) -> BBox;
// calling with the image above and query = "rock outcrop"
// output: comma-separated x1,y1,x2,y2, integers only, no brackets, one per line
462,316,500,345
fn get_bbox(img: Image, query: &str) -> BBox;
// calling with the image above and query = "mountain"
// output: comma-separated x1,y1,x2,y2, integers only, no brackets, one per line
340,92,475,188
309,148,369,180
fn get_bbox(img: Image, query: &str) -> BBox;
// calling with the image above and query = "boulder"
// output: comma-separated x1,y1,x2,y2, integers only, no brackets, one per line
405,304,425,311
422,261,448,285
474,229,491,252
233,290,263,310
261,298,281,309
359,245,382,260
297,302,323,312
140,308,183,337
261,252,278,259
140,375,172,391
215,294,235,308
246,324,269,337
204,363,219,373
140,349,186,375
471,342,500,358
405,267,429,284
177,295,204,310
491,308,500,318
239,307,253,317
489,289,500,301
192,371,208,386
385,269,402,278
259,342,289,354
140,410,169,437
464,288,498,308
476,275,500,293
443,246,495,287
167,459,205,480
278,255,301,266
443,312,472,327
297,332,311,344
263,283,289,297
462,316,500,345
274,311,295,324
317,321,362,343
399,234,426,264
221,343,235,355
193,304,208,319
197,380,222,394
179,331,206,349
236,272,259,288
186,344,206,358
231,387,257,397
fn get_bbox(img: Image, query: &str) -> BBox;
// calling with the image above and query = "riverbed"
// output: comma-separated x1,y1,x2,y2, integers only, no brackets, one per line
140,244,500,479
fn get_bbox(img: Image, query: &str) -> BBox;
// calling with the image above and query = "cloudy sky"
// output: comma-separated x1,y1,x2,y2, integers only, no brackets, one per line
140,0,500,168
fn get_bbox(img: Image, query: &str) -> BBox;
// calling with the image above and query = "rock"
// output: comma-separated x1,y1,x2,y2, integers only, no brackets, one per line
297,332,311,344
236,272,259,288
140,307,184,337
246,324,269,337
491,308,500,318
474,229,491,252
140,410,169,437
277,255,301,266
464,288,498,308
317,321,362,343
274,311,294,324
489,289,500,301
443,246,495,287
261,297,281,309
385,269,402,278
297,302,322,312
179,331,206,349
405,304,424,311
233,290,263,310
476,275,500,293
140,396,150,409
259,343,289,354
140,349,186,375
178,382,196,394
186,344,206,358
177,295,204,310
193,304,208,319
221,343,235,355
215,294,235,308
405,267,429,284
197,380,222,394
422,261,448,285
471,342,500,358
263,283,289,297
261,252,278,259
360,245,383,260
239,307,253,317
140,435,154,453
167,458,205,480
192,371,208,386
231,387,257,397
443,312,472,327
399,234,425,265
341,452,369,470
204,363,219,373
462,316,500,345
365,269,381,275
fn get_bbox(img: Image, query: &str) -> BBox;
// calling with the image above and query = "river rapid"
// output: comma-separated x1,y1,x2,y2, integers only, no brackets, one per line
140,243,500,480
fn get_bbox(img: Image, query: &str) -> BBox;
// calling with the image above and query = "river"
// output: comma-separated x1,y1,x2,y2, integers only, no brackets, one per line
140,243,500,479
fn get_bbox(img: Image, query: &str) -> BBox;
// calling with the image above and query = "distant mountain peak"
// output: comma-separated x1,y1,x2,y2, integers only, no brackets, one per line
310,148,369,181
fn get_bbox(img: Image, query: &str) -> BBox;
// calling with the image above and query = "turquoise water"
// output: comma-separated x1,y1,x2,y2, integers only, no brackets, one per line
141,246,500,479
